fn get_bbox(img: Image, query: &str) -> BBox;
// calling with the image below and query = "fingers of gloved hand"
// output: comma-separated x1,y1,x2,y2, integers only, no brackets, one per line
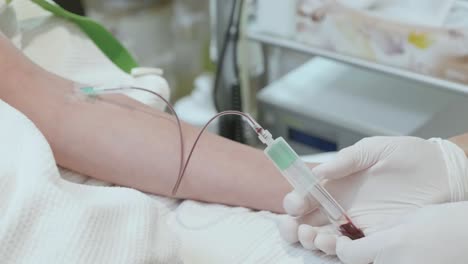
297,224,319,250
311,225,338,255
312,145,365,180
283,191,315,216
298,224,337,254
336,228,395,264
312,137,385,180
297,224,338,255
278,216,300,243
278,210,330,244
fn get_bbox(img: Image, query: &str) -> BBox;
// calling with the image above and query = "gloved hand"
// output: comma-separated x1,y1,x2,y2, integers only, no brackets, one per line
336,201,468,264
278,136,468,255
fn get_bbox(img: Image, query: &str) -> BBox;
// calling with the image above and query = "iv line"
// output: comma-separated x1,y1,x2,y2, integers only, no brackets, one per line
76,85,365,239
75,86,259,196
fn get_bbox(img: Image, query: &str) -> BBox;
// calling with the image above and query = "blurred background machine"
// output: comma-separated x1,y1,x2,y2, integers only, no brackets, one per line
258,58,468,154
55,0,212,101
52,0,468,153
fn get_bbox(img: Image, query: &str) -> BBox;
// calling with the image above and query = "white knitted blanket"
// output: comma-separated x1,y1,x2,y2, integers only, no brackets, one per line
0,102,339,263
0,1,182,263
0,100,181,263
0,1,343,263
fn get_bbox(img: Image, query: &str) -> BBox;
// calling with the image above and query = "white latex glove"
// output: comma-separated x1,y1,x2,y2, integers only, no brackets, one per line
336,201,468,264
279,136,468,255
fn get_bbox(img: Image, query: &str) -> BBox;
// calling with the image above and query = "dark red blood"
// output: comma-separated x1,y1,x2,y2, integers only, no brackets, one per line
339,221,365,240
256,128,263,134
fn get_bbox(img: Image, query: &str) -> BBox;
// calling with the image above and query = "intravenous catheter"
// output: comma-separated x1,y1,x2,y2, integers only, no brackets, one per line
76,85,364,239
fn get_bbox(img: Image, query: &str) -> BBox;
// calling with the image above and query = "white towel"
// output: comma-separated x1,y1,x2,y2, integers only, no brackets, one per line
0,100,181,263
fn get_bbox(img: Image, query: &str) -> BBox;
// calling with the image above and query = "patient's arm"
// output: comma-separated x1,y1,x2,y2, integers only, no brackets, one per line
450,134,468,157
0,33,294,212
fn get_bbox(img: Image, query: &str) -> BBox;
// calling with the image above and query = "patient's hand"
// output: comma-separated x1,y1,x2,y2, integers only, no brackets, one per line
278,136,468,255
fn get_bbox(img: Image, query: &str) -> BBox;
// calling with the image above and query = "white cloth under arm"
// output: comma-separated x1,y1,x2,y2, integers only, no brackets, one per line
0,2,182,262
0,100,181,263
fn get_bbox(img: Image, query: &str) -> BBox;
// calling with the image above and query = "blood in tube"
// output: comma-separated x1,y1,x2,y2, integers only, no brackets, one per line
339,216,365,240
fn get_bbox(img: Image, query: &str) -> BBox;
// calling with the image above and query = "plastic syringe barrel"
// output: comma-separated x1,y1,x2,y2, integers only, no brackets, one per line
264,137,344,221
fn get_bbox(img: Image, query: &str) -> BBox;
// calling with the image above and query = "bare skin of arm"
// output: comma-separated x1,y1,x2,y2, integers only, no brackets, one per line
450,134,468,157
0,33,296,213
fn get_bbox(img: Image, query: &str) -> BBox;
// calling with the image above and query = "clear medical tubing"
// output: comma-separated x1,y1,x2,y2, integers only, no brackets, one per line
76,86,186,195
74,86,258,195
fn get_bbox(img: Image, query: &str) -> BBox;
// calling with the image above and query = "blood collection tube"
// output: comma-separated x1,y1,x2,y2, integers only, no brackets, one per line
252,125,364,239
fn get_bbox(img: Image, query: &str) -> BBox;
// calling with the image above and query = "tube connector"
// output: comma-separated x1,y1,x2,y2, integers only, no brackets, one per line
243,114,274,146
257,129,274,146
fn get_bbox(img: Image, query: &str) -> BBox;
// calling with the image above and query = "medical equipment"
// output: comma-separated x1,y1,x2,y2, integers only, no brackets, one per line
258,58,468,155
75,85,364,239
249,121,364,239
212,0,247,143
256,0,296,38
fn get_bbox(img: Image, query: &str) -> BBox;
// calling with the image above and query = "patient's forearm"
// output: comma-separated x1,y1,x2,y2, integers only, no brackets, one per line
0,34,293,212
58,95,291,212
